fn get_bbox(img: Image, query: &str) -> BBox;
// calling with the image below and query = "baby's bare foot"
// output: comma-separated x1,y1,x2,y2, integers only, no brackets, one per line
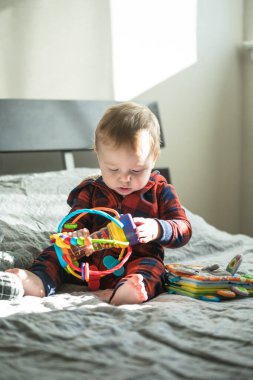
6,269,45,297
110,274,148,306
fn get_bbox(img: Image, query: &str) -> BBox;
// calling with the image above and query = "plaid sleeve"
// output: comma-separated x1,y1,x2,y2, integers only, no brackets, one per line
62,180,94,232
156,183,192,248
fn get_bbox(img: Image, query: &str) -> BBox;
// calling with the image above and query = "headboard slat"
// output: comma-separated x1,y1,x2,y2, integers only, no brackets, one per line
0,99,164,152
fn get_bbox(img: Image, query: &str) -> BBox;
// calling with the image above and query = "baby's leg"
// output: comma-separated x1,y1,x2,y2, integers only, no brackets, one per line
110,274,148,306
110,257,166,306
6,269,45,297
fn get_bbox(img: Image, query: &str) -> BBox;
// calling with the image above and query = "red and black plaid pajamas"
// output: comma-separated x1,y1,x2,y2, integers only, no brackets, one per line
30,171,192,301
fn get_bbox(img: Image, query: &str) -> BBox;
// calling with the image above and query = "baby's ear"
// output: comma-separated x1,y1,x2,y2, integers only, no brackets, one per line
152,155,159,166
153,149,160,161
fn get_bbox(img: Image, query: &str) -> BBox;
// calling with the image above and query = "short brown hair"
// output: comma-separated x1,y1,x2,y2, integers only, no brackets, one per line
95,102,161,159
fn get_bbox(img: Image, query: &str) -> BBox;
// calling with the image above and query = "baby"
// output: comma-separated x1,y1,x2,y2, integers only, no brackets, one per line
4,102,192,305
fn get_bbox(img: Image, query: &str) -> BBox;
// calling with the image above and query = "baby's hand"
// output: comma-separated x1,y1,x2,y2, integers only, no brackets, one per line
133,217,162,243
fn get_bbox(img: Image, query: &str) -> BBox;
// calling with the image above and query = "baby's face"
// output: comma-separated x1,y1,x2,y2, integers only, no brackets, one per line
97,132,156,196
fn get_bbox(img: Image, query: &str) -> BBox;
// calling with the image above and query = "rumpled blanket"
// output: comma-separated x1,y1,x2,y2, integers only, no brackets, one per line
0,168,253,380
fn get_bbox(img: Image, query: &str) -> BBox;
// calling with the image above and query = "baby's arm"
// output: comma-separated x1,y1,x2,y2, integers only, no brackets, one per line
133,183,192,248
157,184,192,248
5,268,46,297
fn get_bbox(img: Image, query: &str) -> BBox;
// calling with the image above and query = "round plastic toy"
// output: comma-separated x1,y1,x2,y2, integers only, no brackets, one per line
50,207,139,289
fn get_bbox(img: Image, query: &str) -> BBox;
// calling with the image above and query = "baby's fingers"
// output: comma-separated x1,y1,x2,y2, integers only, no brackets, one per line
133,217,145,226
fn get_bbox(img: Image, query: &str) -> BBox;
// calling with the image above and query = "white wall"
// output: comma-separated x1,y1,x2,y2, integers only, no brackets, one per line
242,0,253,236
0,0,250,236
0,0,113,99
135,0,244,235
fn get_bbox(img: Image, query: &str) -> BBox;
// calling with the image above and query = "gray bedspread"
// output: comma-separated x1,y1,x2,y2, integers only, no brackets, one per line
0,168,253,380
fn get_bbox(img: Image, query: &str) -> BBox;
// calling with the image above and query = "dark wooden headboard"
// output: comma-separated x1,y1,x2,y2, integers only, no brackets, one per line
0,99,170,182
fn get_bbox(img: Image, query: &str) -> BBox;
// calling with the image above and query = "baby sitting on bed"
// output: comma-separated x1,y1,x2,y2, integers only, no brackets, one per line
1,102,192,305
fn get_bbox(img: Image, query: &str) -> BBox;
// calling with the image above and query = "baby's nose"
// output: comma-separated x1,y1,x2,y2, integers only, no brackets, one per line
120,173,131,182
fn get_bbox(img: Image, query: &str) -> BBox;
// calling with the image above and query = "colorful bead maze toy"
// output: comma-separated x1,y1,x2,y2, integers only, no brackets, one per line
165,255,253,301
50,207,139,290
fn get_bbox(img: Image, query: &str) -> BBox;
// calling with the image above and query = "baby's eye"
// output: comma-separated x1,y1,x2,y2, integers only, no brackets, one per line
131,169,143,174
109,168,118,172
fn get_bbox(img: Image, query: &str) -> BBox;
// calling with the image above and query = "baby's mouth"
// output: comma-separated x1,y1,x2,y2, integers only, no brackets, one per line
118,187,131,192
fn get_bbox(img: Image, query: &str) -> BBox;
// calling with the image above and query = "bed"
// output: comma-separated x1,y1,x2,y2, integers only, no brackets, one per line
1,100,253,380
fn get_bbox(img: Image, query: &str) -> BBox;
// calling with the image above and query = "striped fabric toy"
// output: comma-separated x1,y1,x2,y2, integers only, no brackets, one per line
165,255,253,302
